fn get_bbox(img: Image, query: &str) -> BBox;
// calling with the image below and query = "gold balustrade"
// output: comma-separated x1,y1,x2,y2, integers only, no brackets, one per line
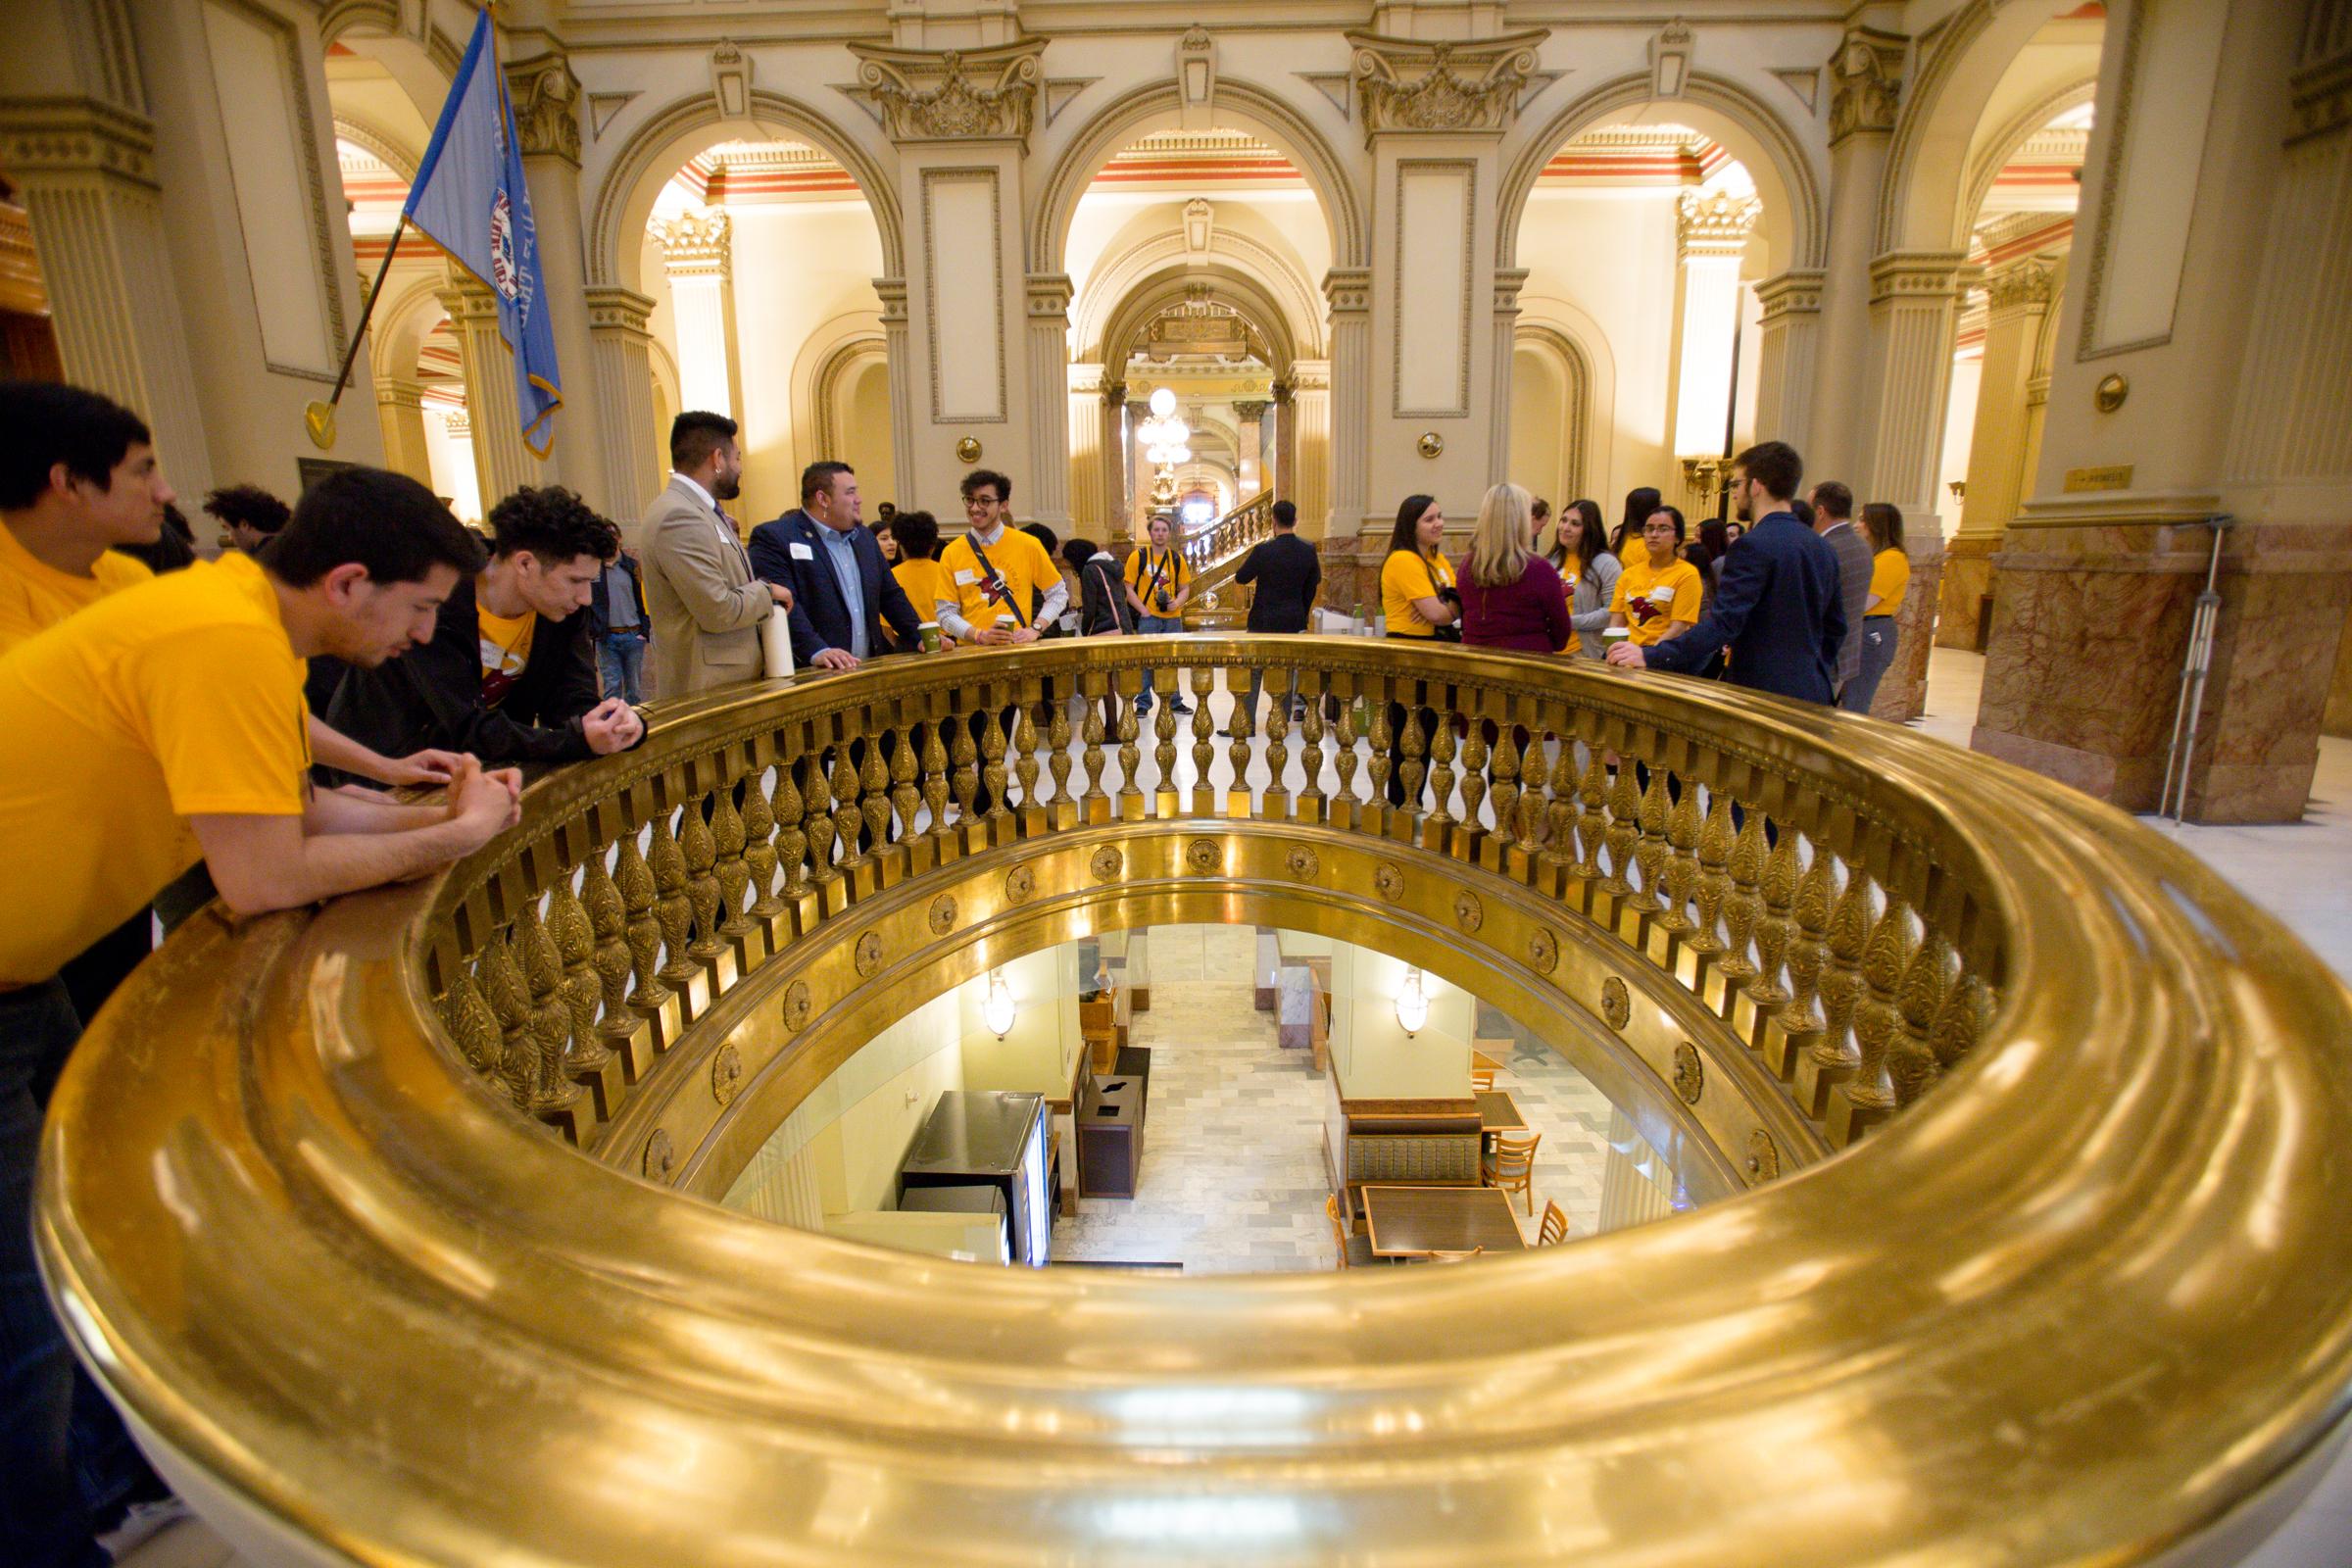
1177,490,1275,626
37,634,2352,1567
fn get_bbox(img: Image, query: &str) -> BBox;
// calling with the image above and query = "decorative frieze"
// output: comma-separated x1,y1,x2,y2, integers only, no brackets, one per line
1345,30,1547,138
1868,250,1967,306
505,53,583,167
1676,190,1761,260
1828,26,1904,145
851,37,1048,144
0,96,158,190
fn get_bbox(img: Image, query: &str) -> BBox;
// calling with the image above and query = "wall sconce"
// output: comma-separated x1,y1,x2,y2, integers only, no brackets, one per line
1395,967,1430,1037
982,969,1016,1038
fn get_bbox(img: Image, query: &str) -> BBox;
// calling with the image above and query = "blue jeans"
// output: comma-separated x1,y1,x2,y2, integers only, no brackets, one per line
599,630,648,703
1134,615,1187,708
1,980,111,1568
1840,617,1899,714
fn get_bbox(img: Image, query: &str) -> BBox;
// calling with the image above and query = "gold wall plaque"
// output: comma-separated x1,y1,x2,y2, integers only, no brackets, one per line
2062,465,2134,493
955,436,982,464
2093,373,2129,413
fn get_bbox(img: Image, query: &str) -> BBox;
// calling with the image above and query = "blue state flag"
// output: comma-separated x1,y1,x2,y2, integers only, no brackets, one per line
403,9,562,455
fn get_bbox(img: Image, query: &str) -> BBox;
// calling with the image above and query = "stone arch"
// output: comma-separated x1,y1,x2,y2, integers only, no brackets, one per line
1500,72,1825,275
1958,76,2099,238
1074,227,1325,367
318,1,461,111
333,115,418,181
791,314,890,466
1511,323,1593,506
585,89,903,291
1877,0,2083,254
1029,77,1368,273
1516,298,1618,505
367,271,449,389
1098,264,1302,379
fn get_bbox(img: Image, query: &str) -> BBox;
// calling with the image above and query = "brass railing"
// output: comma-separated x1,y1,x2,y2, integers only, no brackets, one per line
39,635,2352,1568
1177,489,1275,623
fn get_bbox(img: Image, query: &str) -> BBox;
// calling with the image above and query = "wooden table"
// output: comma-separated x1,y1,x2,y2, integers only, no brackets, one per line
1472,1049,1506,1075
1475,1091,1526,1135
1358,1185,1529,1259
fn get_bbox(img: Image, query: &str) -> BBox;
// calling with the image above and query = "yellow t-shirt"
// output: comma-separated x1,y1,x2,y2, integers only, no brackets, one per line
1868,548,1911,615
1611,555,1704,648
938,526,1056,634
893,559,955,625
1381,549,1457,638
0,553,310,984
0,524,155,653
477,602,536,708
1123,546,1193,615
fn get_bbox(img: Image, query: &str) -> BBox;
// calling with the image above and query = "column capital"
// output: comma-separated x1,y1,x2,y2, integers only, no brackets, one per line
375,377,426,411
1101,377,1128,407
1868,250,1969,306
1677,190,1762,260
1232,399,1270,421
1322,267,1371,315
582,284,655,335
652,209,732,279
1025,270,1073,317
1344,29,1547,141
1984,255,2058,314
1755,269,1827,321
1828,26,1905,146
437,273,499,320
1268,380,1294,406
1491,266,1530,312
1289,361,1333,394
874,275,909,323
849,36,1048,146
504,51,583,168
0,96,158,190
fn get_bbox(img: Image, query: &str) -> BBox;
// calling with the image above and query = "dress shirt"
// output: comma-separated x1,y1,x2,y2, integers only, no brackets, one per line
815,520,869,661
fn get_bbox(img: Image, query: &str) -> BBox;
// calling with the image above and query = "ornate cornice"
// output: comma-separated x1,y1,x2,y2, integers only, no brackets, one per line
1026,271,1073,318
1676,190,1761,258
1828,26,1904,146
1323,267,1371,315
651,209,732,278
0,96,157,190
504,52,582,168
850,37,1047,145
582,285,654,335
1345,29,1547,139
1868,249,1968,306
1754,269,1826,322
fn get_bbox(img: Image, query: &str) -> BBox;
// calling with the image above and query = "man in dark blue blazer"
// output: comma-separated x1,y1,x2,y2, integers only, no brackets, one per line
749,461,923,670
1606,441,1845,707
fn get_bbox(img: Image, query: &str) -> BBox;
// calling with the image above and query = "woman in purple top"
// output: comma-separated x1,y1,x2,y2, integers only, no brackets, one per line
1457,482,1574,654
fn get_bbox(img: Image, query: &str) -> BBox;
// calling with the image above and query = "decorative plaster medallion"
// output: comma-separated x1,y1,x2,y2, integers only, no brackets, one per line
1600,975,1632,1031
955,436,983,464
854,930,884,977
1527,927,1559,974
1374,861,1405,902
1453,890,1484,933
1746,1129,1780,1182
1673,1042,1703,1104
782,980,812,1030
711,1045,744,1106
1091,846,1124,883
1185,837,1221,873
643,1129,675,1183
1004,864,1036,904
928,894,957,934
1286,846,1319,879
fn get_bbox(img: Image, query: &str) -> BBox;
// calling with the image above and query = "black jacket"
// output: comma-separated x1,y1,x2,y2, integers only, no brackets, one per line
1236,532,1321,633
747,509,923,663
1644,511,1846,706
587,553,652,641
322,574,605,763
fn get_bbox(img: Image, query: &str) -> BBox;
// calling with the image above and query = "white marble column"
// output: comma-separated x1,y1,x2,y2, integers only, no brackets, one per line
1023,272,1073,528
1321,270,1369,537
505,49,606,511
1488,269,1526,485
1750,270,1824,452
1668,191,1761,466
654,210,739,420
1858,251,1968,528
439,272,540,509
1291,364,1333,544
1957,250,2058,544
875,278,915,513
1809,26,1904,486
584,285,662,527
373,376,434,486
0,99,213,496
1099,378,1130,538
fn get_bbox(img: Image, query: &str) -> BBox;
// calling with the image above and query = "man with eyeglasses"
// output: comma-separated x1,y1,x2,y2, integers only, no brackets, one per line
933,469,1064,646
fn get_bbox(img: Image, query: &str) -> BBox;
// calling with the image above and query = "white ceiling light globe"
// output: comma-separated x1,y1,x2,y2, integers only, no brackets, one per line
1149,387,1177,417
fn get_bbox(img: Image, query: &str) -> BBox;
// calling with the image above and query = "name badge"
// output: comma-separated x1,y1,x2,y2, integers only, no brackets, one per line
789,542,815,561
955,569,978,586
1650,585,1675,604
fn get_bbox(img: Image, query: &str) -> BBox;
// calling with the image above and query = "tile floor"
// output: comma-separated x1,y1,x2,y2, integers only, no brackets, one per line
122,649,2352,1567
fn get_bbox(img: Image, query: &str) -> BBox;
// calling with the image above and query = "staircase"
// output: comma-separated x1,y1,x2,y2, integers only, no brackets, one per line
1173,490,1274,627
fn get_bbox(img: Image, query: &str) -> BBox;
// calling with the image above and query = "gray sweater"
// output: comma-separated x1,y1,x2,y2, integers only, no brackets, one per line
1820,520,1875,692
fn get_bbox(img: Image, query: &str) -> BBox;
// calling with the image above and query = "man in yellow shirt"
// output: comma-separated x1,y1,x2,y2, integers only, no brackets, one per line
0,380,167,652
934,468,1065,645
0,466,521,1567
1124,513,1195,713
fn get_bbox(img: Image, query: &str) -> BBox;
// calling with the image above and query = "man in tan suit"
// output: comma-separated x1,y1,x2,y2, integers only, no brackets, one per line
639,411,792,696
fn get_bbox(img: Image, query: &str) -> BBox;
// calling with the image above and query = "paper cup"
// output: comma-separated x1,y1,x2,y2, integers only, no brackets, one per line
919,622,943,653
1602,626,1631,644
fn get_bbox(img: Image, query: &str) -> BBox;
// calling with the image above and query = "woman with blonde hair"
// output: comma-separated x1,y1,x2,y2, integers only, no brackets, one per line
1458,482,1572,653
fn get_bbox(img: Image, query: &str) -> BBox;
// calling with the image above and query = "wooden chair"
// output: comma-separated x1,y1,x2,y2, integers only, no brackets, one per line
1424,1248,1485,1264
1538,1200,1570,1247
1327,1193,1376,1270
1484,1132,1542,1215
1470,1067,1496,1094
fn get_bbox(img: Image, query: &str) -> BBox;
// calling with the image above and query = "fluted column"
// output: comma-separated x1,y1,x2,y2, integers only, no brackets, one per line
585,285,662,527
1750,270,1823,451
1668,192,1761,470
1858,253,1967,527
1271,378,1297,511
1488,269,1527,485
1291,364,1332,544
440,271,538,508
1233,398,1267,498
654,210,738,420
1322,268,1369,538
374,376,434,486
876,278,914,508
1067,363,1104,530
505,49,605,511
1809,26,1904,485
1958,252,2057,544
1126,397,1152,531
1024,272,1073,528
1100,378,1129,537
0,99,212,496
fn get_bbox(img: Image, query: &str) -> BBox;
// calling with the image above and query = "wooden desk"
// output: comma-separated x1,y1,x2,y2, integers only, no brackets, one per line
1475,1091,1526,1135
1359,1185,1529,1258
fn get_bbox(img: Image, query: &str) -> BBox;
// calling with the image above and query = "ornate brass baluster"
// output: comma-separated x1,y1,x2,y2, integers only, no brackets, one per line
742,767,779,923
1366,701,1394,815
1931,972,1996,1077
649,811,696,984
439,961,503,1086
513,903,582,1120
1747,825,1799,1015
1718,805,1768,994
1335,700,1362,814
1569,753,1607,884
801,753,839,893
950,715,979,834
1487,725,1519,866
681,791,722,957
1116,700,1144,816
478,932,534,1109
1628,767,1671,916
1079,700,1108,818
1772,839,1835,1079
1660,780,1706,941
614,830,666,1012
1190,682,1217,814
1515,733,1548,861
1891,931,1959,1106
888,722,921,850
1837,898,1918,1139
1801,861,1874,1112
1223,678,1253,815
1012,704,1042,830
1544,743,1583,888
545,873,614,1093
1600,760,1641,898
1152,694,1179,813
774,760,809,900
711,775,751,941
833,736,871,880
1454,718,1486,856
580,845,642,1068
1262,678,1294,818
861,729,894,855
1047,703,1075,821
921,725,952,850
1297,681,1326,817
1398,701,1429,819
980,707,1010,829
